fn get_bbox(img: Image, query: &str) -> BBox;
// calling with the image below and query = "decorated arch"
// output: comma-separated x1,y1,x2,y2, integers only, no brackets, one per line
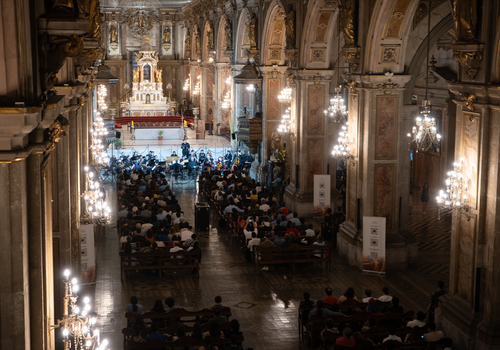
261,0,287,66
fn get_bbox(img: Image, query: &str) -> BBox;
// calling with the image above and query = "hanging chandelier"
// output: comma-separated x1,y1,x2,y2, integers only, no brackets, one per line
324,86,347,123
278,106,292,135
278,81,292,104
222,76,232,109
192,75,201,95
50,270,109,350
246,84,255,92
436,157,470,220
97,85,107,111
332,122,354,162
408,99,441,152
183,75,190,91
81,166,111,226
408,2,441,153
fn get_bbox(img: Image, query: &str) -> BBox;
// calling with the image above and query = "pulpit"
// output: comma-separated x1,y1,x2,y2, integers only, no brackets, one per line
237,115,262,154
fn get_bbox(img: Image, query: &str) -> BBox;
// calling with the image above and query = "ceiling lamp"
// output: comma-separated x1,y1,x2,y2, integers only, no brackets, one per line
332,122,354,162
81,166,111,226
324,86,347,123
50,270,109,350
192,75,201,95
278,80,292,104
436,157,470,220
278,106,292,135
408,1,441,153
97,84,107,111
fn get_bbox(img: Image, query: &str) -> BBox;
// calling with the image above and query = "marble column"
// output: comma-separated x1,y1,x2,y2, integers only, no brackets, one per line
436,84,500,349
69,109,81,272
336,74,416,271
0,159,31,349
284,70,333,216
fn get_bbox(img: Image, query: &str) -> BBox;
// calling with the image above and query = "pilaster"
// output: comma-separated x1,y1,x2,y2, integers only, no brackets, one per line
69,109,81,272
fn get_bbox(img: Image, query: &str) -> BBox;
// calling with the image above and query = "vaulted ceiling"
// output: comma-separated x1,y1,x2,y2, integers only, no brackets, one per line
100,0,191,9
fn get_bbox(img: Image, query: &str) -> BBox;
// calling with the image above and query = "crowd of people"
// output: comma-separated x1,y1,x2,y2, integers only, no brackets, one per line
300,282,451,349
125,295,246,350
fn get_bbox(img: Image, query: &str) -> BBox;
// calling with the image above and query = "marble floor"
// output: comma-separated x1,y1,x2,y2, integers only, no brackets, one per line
92,179,451,350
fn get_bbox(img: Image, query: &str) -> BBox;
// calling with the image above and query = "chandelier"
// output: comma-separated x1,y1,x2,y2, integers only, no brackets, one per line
408,99,441,152
408,3,441,153
97,85,107,111
436,157,470,220
246,84,255,93
324,86,347,123
183,75,190,91
192,75,201,95
332,122,354,162
278,81,292,104
222,76,232,110
81,166,111,225
50,270,109,350
278,106,292,135
90,112,109,167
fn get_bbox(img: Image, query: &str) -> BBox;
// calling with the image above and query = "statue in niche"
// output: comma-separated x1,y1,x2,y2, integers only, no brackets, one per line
185,31,191,54
453,0,477,42
224,19,233,50
271,127,281,157
87,0,101,39
109,25,118,43
195,31,201,53
156,69,163,84
248,13,257,48
163,25,171,44
133,69,139,83
285,7,295,39
340,0,356,46
208,26,215,50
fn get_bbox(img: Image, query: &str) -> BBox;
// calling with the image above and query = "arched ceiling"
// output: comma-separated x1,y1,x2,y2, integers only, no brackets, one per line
100,0,190,8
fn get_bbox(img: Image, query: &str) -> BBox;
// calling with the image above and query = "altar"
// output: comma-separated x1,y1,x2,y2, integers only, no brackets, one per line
134,127,182,140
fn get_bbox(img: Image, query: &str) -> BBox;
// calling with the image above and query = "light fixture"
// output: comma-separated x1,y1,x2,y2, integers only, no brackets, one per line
222,76,232,110
324,86,347,123
183,75,190,91
50,270,109,350
192,75,201,95
436,157,471,220
408,1,441,152
246,84,255,93
81,166,111,226
331,122,354,162
278,106,292,136
97,85,107,111
278,80,292,104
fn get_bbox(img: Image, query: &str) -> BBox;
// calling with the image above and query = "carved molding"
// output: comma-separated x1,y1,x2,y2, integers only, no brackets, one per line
463,94,477,112
453,45,483,80
376,79,400,94
46,116,70,154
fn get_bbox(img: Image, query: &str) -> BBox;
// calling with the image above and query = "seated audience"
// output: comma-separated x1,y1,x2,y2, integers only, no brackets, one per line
423,322,444,342
335,327,356,347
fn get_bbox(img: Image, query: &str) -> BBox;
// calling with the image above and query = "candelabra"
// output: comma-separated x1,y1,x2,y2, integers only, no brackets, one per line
278,106,293,137
50,270,108,350
246,84,255,93
183,75,190,91
331,122,354,162
407,99,441,152
81,166,111,226
436,157,471,220
90,112,109,168
166,82,172,101
193,75,201,95
222,76,232,110
97,85,107,111
324,86,347,123
277,82,292,104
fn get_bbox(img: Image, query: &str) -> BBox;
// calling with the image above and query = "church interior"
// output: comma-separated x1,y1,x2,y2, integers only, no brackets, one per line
1,0,500,349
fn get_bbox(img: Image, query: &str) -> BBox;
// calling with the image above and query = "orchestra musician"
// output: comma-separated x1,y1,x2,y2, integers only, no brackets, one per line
171,151,178,157
181,141,191,158
198,150,206,165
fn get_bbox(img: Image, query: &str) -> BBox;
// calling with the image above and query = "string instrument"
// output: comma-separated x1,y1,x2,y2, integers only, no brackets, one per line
165,156,179,163
232,157,240,170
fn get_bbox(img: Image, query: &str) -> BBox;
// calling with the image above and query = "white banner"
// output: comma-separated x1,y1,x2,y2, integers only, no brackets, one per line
313,175,331,218
80,224,96,284
362,216,386,274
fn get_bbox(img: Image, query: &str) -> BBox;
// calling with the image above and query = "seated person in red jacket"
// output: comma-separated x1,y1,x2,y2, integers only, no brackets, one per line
335,327,356,347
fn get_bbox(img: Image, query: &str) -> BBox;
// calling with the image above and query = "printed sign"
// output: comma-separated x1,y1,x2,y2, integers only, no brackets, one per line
81,224,96,284
362,216,386,274
313,175,331,217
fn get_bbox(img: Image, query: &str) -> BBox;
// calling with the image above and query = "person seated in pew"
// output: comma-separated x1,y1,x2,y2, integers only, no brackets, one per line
308,300,338,321
407,311,427,328
224,335,244,350
131,324,146,343
423,321,444,342
191,322,204,341
330,303,345,317
363,289,374,303
299,291,315,308
405,325,424,344
378,287,393,302
382,326,402,343
170,324,186,341
205,319,225,339
199,336,218,350
367,299,381,315
387,296,404,314
224,319,242,341
146,322,166,342
354,332,376,350
212,308,228,326
322,287,338,304
338,287,359,304
335,327,356,347
150,299,166,328
362,317,377,332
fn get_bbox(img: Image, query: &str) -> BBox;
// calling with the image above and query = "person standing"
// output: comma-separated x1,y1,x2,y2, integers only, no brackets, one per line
421,182,430,214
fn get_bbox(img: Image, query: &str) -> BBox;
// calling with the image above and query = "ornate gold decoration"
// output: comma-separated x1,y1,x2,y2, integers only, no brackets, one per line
195,31,201,55
285,7,296,49
208,24,215,51
225,18,233,50
109,25,118,43
156,69,163,84
87,0,101,41
348,81,356,92
121,8,159,37
453,0,477,42
340,0,356,46
163,25,171,44
377,79,399,94
185,30,192,57
46,117,70,154
343,49,360,71
133,69,139,83
248,13,257,49
76,93,88,112
452,49,483,80
463,94,477,112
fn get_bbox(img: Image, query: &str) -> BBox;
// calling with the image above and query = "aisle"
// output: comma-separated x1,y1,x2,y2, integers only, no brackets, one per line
94,179,439,350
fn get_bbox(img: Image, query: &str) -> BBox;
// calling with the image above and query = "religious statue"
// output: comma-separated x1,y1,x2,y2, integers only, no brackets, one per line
208,26,215,51
156,69,162,84
133,69,139,83
50,0,74,11
88,0,101,39
271,128,281,156
137,11,145,28
340,0,356,46
248,13,257,48
163,25,171,44
109,25,118,43
185,32,191,54
285,8,295,40
195,32,201,53
453,0,477,42
224,20,233,50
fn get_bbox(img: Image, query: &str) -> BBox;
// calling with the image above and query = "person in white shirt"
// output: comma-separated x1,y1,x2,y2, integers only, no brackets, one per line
423,322,444,342
260,199,270,213
407,311,427,328
305,225,316,237
378,287,393,302
247,232,260,251
141,221,153,235
173,213,182,224
131,172,139,181
243,220,257,240
383,326,402,343
362,289,373,303
181,229,194,241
